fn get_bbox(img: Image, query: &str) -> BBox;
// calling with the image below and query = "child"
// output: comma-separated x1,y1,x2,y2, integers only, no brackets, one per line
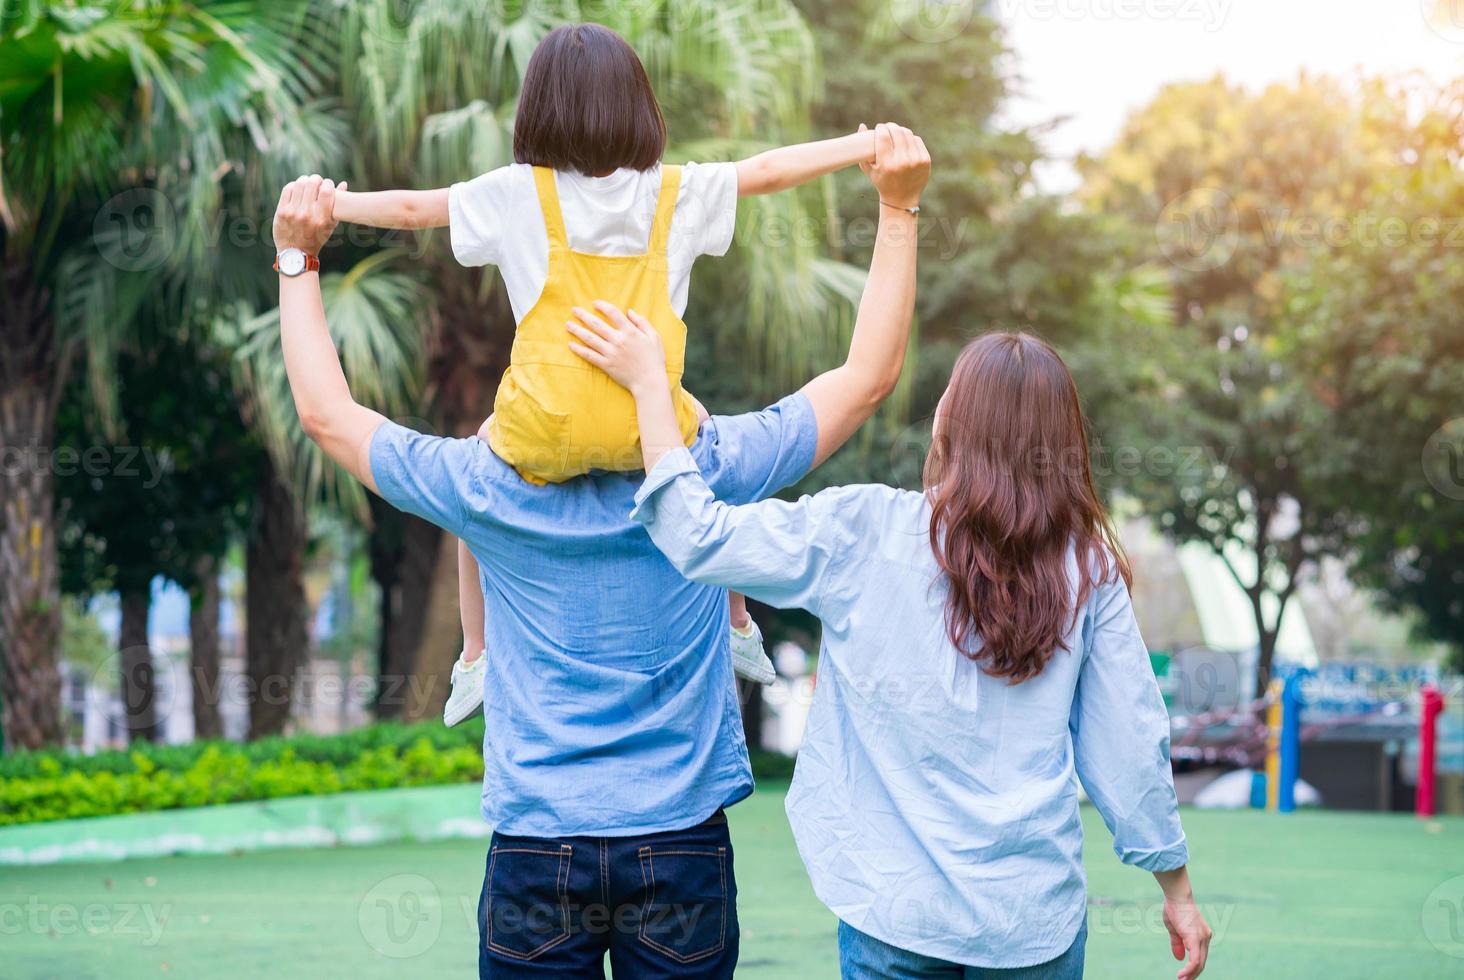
332,23,878,726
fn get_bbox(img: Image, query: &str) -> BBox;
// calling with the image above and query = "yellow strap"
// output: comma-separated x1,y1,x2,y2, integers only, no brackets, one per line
532,166,569,250
647,165,681,257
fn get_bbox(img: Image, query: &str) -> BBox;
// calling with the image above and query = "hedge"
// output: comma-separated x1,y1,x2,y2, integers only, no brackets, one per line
0,720,796,828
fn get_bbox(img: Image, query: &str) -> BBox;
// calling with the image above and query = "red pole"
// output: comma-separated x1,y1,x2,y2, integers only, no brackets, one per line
1417,684,1445,819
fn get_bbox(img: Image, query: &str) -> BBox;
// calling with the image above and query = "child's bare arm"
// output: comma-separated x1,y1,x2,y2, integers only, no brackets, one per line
735,129,878,197
333,187,450,230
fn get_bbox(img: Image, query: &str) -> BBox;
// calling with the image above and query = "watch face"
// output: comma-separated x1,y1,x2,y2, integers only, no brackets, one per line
278,248,306,276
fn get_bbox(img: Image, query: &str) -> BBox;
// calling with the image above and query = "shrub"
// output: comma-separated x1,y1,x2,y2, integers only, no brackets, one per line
0,720,486,827
0,718,798,827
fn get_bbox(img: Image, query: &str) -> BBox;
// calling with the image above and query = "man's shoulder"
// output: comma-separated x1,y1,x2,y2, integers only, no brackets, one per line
689,392,818,500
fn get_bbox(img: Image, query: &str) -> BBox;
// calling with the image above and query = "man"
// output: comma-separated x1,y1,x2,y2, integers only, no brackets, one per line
273,124,929,978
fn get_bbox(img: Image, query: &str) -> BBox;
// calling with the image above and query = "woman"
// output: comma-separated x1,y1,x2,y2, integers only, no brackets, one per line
568,311,1213,979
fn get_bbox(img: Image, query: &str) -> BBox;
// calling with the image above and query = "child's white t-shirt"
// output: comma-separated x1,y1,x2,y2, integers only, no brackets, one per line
448,162,738,323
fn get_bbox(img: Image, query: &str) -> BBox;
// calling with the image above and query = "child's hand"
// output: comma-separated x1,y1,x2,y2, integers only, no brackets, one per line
860,122,929,211
566,301,669,397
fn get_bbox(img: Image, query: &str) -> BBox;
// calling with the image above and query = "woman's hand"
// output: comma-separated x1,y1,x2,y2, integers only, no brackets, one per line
568,301,687,473
567,301,670,397
1155,868,1212,979
859,122,930,211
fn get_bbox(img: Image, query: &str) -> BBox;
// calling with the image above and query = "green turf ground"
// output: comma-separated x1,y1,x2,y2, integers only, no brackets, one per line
3,787,1462,978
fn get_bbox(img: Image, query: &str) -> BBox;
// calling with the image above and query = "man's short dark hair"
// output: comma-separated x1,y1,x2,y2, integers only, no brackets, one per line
513,24,667,175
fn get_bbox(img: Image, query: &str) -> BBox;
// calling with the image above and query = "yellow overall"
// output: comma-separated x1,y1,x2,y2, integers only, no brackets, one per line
487,166,701,484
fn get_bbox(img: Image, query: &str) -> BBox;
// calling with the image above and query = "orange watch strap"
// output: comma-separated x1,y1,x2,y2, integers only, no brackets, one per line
273,252,320,273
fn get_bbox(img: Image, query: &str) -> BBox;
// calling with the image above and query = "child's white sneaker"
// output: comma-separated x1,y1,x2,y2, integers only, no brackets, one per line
730,619,776,685
444,651,486,727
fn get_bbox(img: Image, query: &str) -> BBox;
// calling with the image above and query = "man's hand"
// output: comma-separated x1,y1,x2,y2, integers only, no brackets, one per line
272,174,344,256
858,122,929,210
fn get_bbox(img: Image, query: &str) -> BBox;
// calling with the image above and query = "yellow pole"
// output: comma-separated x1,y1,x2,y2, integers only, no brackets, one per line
1265,679,1284,812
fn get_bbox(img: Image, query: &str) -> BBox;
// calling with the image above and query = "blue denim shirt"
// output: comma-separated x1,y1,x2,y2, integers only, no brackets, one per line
369,395,817,837
632,449,1189,968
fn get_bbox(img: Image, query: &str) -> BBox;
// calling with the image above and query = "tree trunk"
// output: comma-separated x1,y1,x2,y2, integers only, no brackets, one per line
189,556,223,740
402,531,464,722
1255,626,1277,701
0,374,65,751
245,462,309,739
117,589,159,743
368,498,440,719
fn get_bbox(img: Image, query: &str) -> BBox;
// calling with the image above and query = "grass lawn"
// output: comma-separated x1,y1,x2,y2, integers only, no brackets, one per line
3,786,1462,978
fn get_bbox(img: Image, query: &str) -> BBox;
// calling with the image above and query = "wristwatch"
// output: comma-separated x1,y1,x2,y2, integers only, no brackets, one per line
274,247,320,277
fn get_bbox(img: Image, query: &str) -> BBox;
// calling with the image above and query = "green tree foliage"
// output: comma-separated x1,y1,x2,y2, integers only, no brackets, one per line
1082,75,1464,685
1276,84,1464,669
0,0,317,749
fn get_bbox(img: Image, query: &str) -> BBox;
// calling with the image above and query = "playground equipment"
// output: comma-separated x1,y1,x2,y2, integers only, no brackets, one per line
1167,659,1456,813
1262,676,1304,813
1417,683,1445,819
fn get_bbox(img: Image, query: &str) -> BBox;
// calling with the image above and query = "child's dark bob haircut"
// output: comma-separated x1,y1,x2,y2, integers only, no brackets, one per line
513,24,667,175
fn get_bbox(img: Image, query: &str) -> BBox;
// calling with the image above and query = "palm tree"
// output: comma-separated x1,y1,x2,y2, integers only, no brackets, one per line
233,0,867,720
0,0,324,749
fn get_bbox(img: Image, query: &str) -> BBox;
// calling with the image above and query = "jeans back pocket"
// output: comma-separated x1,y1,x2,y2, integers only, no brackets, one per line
636,845,728,964
485,844,572,960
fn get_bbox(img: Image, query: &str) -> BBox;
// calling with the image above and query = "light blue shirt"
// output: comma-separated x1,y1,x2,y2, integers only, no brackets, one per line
369,395,817,837
632,449,1189,969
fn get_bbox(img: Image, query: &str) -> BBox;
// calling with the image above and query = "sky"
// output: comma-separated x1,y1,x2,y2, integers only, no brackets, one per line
993,0,1464,191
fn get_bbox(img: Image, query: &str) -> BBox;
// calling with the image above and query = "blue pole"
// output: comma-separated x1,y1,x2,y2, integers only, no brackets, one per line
1278,674,1304,813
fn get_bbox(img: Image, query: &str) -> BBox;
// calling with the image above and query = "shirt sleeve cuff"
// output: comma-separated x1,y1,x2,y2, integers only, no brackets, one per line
631,448,700,520
1116,839,1190,873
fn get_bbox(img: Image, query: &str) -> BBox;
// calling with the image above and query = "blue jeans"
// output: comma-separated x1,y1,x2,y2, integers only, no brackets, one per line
478,813,738,978
838,921,1087,979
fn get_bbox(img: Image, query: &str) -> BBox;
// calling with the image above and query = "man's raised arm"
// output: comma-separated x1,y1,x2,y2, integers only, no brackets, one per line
800,123,929,466
274,175,388,493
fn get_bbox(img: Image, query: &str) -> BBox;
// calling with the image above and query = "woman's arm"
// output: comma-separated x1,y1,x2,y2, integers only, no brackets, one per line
332,187,450,230
736,129,877,197
797,123,927,466
565,303,847,614
1072,576,1211,979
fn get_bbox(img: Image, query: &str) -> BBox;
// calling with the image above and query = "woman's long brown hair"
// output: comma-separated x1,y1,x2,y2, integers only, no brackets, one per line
924,333,1131,682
